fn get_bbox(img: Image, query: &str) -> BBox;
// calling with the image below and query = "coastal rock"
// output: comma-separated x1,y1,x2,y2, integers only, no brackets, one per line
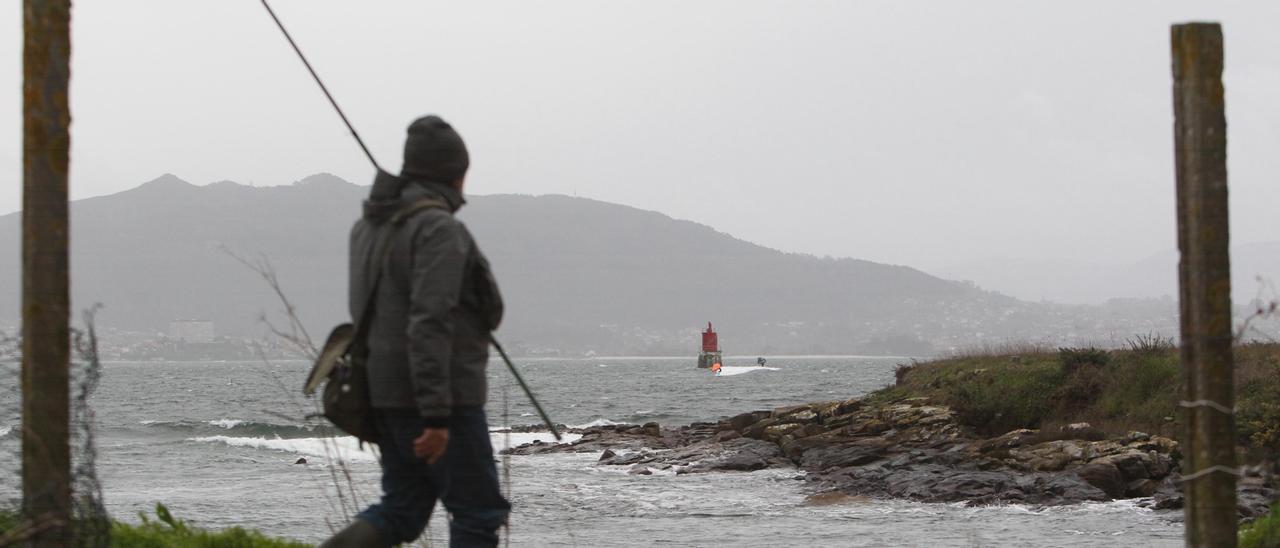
600,450,654,466
847,418,891,436
1143,478,1276,518
743,418,780,440
1018,474,1109,505
713,430,742,442
1091,451,1151,481
1144,451,1174,478
727,411,768,432
1239,482,1279,518
1125,431,1151,443
1013,441,1084,471
675,438,790,473
1145,480,1184,510
800,439,890,471
702,438,790,472
508,396,1270,512
909,470,1017,502
1125,478,1161,498
1129,435,1179,457
504,424,672,455
762,423,805,443
1074,463,1125,498
771,404,813,419
977,429,1039,452
599,438,790,475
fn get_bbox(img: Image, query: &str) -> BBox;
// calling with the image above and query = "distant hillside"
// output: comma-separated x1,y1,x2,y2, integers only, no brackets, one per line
0,174,1177,356
933,241,1280,305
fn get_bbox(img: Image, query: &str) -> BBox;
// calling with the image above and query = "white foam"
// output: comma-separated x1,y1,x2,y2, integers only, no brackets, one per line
491,432,582,451
189,435,378,463
569,418,625,429
716,366,780,377
0,425,11,437
208,419,246,429
190,431,583,461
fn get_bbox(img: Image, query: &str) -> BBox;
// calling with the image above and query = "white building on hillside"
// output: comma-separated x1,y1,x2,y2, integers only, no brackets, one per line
168,320,214,343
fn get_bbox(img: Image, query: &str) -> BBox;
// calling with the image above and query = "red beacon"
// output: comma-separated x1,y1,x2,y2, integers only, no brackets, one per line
698,322,723,369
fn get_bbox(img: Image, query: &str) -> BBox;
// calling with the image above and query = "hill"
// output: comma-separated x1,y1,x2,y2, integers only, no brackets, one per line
933,241,1280,305
0,174,1177,356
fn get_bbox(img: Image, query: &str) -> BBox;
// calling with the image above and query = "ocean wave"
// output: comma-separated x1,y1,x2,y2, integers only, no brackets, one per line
623,409,676,423
0,425,11,439
189,435,378,463
568,418,626,429
143,419,338,439
189,430,583,460
717,366,780,377
490,431,583,451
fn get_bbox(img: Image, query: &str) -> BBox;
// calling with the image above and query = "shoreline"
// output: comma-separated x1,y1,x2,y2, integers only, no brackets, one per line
505,346,1280,519
507,399,1276,516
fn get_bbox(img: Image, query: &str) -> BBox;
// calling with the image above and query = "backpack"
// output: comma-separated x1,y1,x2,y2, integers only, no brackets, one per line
303,197,449,444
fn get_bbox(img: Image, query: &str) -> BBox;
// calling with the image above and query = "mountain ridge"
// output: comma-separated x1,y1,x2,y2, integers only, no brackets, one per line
0,174,1173,355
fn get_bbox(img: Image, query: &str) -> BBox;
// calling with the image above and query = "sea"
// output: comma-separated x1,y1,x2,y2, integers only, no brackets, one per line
0,356,1185,547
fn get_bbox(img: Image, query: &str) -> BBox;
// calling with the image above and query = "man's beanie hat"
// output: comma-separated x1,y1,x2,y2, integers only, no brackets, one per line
401,115,469,183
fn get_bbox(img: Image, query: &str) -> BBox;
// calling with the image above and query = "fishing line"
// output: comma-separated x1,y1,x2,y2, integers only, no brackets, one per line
256,0,560,440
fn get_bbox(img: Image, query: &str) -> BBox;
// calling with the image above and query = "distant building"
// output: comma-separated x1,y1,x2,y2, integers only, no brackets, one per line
168,320,214,343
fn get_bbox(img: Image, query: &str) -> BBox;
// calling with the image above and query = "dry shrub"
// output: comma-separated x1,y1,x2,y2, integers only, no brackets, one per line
948,341,1053,359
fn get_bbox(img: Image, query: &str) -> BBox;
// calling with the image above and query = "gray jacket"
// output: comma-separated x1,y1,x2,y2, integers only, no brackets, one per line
349,181,503,425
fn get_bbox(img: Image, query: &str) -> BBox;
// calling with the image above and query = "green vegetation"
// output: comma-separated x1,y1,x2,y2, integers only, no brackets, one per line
1241,501,1280,548
0,504,309,548
880,341,1280,460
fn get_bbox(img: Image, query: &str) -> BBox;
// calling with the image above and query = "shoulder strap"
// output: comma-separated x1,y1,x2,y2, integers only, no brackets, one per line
350,198,450,353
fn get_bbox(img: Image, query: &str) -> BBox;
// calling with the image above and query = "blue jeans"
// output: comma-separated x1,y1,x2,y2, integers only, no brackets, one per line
357,406,510,547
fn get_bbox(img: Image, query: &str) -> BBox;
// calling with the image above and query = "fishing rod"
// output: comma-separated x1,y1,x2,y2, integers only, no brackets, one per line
258,0,383,173
259,0,561,441
492,339,561,440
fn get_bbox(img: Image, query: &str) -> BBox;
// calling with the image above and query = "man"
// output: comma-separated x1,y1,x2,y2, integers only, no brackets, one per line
322,115,509,547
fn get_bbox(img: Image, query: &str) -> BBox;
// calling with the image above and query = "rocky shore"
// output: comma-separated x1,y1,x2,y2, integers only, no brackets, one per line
504,397,1278,518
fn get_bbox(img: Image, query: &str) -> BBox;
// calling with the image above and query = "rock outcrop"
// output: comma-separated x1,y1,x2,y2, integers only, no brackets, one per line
502,398,1278,515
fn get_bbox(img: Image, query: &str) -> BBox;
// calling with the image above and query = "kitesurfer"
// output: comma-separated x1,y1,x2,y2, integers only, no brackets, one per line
322,116,509,548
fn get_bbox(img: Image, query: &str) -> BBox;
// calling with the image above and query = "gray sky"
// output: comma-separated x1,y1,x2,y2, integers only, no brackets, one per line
4,1,1278,287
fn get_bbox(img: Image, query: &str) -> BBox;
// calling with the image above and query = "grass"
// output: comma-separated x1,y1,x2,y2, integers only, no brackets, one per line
0,504,309,548
1241,501,1280,548
882,341,1280,460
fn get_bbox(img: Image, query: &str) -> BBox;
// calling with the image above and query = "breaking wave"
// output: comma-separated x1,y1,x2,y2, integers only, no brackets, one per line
143,419,338,439
188,430,584,461
717,366,780,377
489,431,583,451
188,435,377,463
568,418,625,429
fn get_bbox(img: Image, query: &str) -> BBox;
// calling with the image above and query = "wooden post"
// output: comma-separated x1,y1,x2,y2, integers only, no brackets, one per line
22,0,72,545
1171,22,1237,548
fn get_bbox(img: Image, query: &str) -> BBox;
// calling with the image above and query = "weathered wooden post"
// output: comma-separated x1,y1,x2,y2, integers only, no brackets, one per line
1171,22,1237,547
22,0,72,545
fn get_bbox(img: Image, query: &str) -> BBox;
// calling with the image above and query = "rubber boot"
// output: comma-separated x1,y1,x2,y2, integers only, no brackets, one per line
318,519,388,548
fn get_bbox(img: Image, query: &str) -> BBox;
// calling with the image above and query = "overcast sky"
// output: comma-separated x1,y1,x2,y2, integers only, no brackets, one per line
4,1,1278,282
